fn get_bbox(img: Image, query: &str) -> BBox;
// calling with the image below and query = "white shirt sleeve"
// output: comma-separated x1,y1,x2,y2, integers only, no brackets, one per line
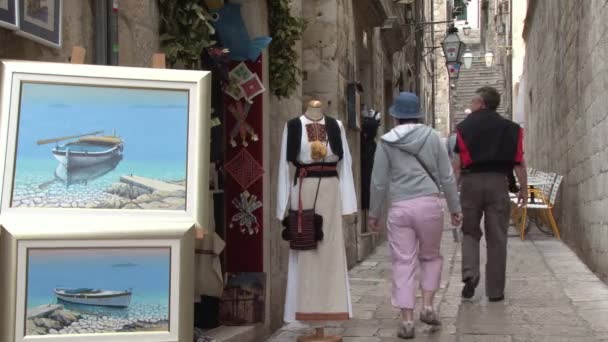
337,120,358,215
276,124,291,220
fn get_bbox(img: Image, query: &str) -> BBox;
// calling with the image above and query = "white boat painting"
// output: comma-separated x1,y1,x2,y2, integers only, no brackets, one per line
37,130,124,170
13,83,188,210
54,288,132,308
26,247,170,336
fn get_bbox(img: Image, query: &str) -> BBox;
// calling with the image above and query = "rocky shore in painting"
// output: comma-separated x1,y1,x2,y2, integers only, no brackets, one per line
13,180,186,210
26,304,168,335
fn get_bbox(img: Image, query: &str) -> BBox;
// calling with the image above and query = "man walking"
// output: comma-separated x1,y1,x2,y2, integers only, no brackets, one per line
453,86,527,302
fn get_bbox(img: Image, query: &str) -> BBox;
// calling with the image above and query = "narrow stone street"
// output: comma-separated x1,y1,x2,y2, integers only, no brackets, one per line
267,207,608,341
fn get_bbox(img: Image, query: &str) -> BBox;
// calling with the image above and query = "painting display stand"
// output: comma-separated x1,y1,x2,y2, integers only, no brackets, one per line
0,52,213,342
297,328,342,342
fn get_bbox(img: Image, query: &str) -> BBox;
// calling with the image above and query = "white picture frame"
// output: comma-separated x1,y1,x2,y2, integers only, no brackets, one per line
0,0,19,30
0,60,211,228
15,0,62,48
0,220,195,342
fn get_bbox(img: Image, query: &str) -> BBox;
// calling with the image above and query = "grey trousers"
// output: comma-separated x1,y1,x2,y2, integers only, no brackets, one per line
460,172,510,298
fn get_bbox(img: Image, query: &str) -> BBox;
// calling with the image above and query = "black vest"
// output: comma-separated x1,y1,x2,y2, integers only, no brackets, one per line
456,110,520,172
286,115,343,164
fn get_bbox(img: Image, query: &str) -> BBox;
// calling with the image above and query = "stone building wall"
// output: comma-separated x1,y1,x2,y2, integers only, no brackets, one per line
265,0,301,330
0,0,159,67
482,0,511,117
511,0,527,125
433,0,450,135
419,0,434,127
523,0,608,279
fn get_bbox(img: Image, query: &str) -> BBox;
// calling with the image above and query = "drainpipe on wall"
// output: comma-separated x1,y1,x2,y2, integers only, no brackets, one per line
94,0,109,65
108,0,119,65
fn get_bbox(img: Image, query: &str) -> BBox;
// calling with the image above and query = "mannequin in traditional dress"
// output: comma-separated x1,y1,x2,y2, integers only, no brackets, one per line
277,100,357,342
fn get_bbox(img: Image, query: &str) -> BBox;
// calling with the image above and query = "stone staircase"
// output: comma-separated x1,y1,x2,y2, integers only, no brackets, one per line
451,49,507,126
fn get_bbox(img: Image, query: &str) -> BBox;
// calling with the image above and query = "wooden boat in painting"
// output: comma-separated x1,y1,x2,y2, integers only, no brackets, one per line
37,131,124,170
54,155,122,188
54,288,132,308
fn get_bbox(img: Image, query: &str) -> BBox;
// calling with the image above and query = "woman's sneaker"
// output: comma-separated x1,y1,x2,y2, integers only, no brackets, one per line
420,308,442,326
397,321,415,339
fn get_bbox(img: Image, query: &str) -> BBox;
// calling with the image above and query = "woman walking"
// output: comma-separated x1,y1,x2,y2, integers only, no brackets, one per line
368,92,462,339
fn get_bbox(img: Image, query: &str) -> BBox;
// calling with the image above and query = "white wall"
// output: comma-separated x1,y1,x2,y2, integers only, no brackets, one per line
511,0,528,125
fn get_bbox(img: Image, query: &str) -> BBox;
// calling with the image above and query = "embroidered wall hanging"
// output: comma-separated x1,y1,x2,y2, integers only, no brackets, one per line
224,148,264,190
229,191,262,235
224,57,264,273
227,100,258,147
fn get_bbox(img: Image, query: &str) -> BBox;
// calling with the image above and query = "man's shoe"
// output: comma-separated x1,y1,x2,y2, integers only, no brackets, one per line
420,309,442,326
397,321,415,339
461,276,479,299
489,295,505,302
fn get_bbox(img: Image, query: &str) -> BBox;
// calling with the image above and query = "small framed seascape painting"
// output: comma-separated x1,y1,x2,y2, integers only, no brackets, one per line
0,0,18,30
0,60,211,225
0,222,195,342
16,0,62,48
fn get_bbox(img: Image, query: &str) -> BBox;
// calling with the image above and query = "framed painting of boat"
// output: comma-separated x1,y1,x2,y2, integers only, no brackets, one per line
15,0,62,48
0,60,211,224
0,221,195,342
0,0,18,30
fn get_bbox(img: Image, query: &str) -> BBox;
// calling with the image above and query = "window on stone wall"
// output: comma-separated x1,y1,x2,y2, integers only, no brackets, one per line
456,6,467,20
453,0,468,20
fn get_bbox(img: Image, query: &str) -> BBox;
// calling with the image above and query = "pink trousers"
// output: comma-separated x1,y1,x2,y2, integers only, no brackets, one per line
387,195,444,309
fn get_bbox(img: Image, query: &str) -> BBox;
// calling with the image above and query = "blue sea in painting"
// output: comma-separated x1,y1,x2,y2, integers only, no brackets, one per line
26,248,170,322
12,83,189,209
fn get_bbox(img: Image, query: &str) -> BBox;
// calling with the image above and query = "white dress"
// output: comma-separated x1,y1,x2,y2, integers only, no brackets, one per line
276,115,357,322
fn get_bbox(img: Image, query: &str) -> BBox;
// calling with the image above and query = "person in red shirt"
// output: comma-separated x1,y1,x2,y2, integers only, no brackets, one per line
452,86,528,302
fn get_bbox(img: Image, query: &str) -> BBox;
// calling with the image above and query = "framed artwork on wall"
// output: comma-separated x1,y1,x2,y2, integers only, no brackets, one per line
0,60,211,225
0,0,18,30
0,222,195,342
16,0,61,48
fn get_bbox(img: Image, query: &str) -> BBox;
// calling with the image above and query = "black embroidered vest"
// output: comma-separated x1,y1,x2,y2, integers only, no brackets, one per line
286,115,343,164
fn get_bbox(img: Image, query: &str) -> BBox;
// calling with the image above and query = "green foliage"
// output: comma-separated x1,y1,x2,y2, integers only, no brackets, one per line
268,0,306,98
158,0,216,69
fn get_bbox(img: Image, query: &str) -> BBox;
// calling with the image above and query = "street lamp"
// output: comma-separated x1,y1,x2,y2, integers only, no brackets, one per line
447,62,462,79
441,25,465,79
441,26,465,63
463,22,471,36
485,52,494,68
462,49,473,69
461,50,495,69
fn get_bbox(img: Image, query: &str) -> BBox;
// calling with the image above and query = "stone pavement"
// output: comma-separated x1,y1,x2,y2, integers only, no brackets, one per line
266,222,608,341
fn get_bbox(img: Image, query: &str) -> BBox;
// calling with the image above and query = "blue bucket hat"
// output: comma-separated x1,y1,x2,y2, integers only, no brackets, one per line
389,92,423,119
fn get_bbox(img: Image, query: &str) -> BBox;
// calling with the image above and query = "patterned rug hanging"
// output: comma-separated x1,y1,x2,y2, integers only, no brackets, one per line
224,148,264,190
229,191,262,235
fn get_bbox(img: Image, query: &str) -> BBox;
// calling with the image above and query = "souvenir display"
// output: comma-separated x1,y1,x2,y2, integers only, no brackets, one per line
276,100,357,322
0,61,211,224
0,0,18,30
209,3,271,61
0,222,195,342
219,273,266,325
16,0,62,48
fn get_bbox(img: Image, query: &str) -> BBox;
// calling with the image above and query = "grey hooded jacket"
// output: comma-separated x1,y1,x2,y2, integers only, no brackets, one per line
369,124,461,218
